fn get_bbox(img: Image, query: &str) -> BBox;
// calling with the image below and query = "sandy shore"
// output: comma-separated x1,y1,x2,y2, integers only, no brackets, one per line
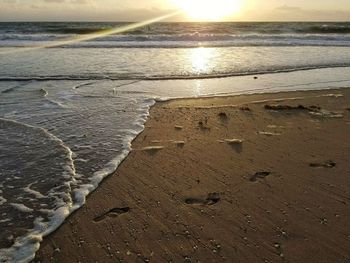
35,88,350,263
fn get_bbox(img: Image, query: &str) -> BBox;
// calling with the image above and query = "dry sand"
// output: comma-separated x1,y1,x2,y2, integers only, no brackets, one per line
35,88,350,263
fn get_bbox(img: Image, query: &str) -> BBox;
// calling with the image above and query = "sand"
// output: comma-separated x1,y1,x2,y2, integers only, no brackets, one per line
35,88,350,263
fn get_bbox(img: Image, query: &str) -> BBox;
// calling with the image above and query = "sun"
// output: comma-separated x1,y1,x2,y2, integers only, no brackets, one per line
171,0,242,21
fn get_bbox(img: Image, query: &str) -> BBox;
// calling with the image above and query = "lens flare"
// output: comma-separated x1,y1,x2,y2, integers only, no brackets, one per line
0,11,180,55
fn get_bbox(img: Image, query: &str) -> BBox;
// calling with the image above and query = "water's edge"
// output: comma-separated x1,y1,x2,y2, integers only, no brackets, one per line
1,67,350,262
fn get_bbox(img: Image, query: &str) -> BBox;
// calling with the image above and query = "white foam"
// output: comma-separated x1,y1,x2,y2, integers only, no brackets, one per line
23,184,45,199
10,203,34,213
0,118,78,262
0,218,44,263
2,66,349,263
75,158,88,163
0,99,155,263
0,196,6,206
321,93,344,98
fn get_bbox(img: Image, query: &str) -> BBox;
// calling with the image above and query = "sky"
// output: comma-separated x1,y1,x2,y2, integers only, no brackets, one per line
0,0,350,22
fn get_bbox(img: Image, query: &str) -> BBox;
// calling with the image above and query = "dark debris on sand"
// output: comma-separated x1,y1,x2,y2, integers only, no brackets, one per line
239,106,251,112
310,160,336,168
249,172,271,182
264,104,321,111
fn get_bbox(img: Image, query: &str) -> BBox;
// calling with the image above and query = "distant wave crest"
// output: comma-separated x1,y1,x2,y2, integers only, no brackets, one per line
1,22,350,48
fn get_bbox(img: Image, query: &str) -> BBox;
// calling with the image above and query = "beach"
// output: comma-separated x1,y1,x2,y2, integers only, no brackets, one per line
34,87,350,262
2,21,350,261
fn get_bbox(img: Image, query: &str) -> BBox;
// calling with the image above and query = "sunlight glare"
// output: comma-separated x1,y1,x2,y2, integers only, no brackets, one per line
172,0,242,21
190,47,215,74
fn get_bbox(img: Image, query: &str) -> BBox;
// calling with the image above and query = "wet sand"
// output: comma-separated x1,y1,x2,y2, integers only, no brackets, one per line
35,88,350,262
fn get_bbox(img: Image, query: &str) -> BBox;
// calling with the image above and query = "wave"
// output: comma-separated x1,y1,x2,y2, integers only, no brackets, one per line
0,96,154,262
1,22,350,49
1,33,350,48
1,84,23,94
1,64,350,82
2,22,350,35
298,25,350,34
46,27,112,35
3,33,350,41
0,117,76,263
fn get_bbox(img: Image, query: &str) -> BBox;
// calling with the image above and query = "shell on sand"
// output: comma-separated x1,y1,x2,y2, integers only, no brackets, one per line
172,141,185,145
151,140,162,143
258,131,281,136
225,139,244,144
141,146,164,151
309,110,343,118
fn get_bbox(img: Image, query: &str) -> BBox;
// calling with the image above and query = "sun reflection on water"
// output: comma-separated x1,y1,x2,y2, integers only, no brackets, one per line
190,47,216,74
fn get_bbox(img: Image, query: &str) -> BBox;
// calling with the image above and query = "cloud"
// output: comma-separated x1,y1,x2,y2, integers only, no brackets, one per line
0,0,177,22
44,0,65,3
1,1,349,21
275,5,302,13
269,5,350,21
43,0,88,3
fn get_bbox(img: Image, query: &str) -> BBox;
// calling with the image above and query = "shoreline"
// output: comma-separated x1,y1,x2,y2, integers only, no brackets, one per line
35,87,350,262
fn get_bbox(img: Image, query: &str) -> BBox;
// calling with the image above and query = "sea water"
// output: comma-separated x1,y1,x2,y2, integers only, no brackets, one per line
1,22,350,262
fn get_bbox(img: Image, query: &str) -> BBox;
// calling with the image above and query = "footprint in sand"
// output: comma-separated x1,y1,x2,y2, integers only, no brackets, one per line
218,112,229,124
185,193,220,206
198,120,210,132
310,160,336,168
249,171,271,182
93,207,130,222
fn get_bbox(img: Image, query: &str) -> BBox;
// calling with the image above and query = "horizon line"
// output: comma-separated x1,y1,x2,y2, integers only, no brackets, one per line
1,20,350,23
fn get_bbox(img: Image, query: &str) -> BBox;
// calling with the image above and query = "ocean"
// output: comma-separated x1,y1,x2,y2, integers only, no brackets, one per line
1,22,350,262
